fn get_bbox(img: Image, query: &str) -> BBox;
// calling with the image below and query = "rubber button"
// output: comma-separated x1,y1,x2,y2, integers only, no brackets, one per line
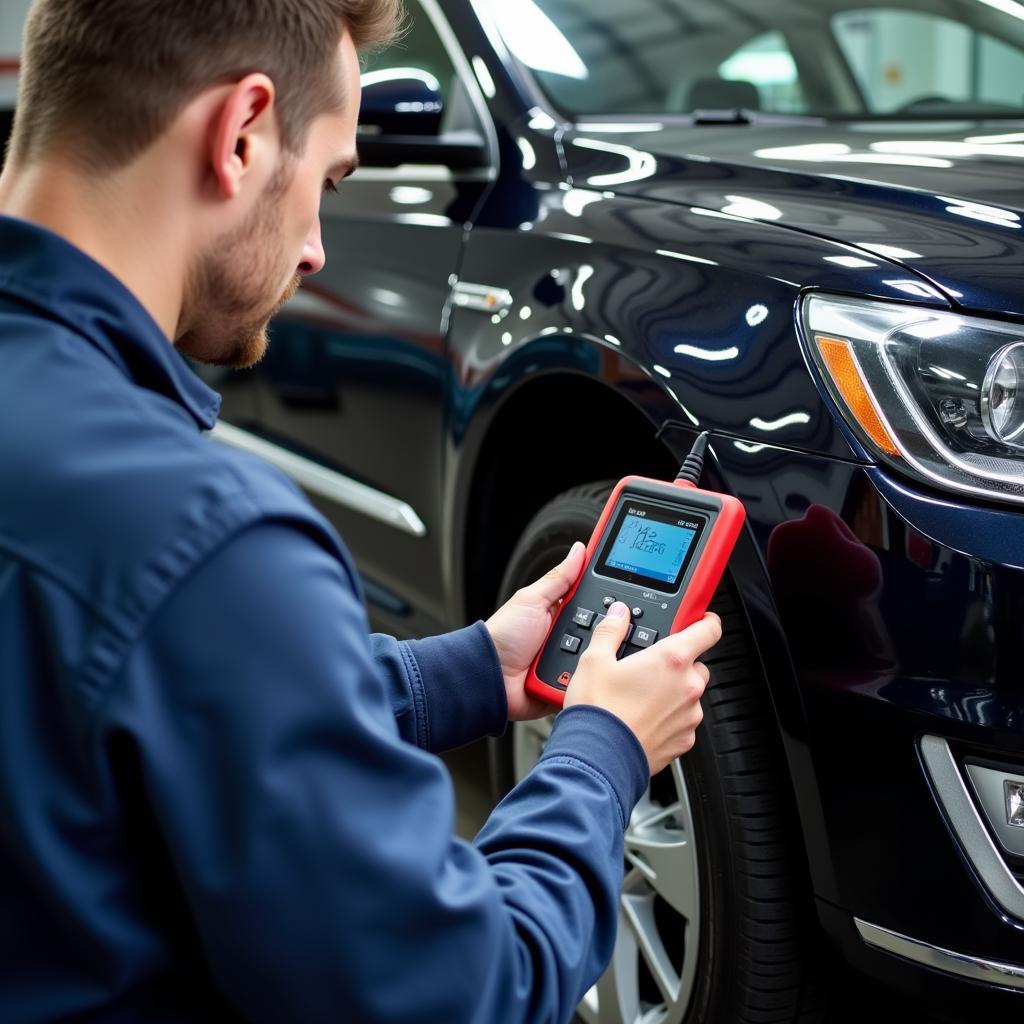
559,634,582,654
631,626,658,647
572,607,595,628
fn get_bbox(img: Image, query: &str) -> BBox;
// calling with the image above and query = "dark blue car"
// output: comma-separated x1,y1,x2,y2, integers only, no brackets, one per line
202,1,1024,1020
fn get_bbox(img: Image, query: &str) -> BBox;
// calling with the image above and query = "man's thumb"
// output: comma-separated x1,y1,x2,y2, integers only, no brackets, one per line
529,541,586,605
588,601,631,656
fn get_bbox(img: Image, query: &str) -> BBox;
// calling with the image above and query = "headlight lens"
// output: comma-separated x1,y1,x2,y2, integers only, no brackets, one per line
802,293,1024,505
982,343,1024,448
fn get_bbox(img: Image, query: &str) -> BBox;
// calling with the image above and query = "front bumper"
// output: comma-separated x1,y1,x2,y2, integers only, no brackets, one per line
709,439,1024,1017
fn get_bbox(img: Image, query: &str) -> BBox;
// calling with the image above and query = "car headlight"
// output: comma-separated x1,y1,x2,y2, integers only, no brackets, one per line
802,293,1024,505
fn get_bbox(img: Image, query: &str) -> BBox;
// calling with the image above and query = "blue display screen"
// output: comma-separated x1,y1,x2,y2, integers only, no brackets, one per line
602,510,699,585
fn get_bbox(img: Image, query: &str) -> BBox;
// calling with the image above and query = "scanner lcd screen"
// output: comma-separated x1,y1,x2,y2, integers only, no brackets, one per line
596,500,707,592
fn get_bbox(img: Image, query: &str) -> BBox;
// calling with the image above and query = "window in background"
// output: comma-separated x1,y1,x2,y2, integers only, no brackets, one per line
481,0,1024,118
834,8,1024,114
479,0,838,116
718,31,806,113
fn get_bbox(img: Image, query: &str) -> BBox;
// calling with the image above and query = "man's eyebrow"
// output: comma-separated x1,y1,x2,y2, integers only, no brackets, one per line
335,153,360,180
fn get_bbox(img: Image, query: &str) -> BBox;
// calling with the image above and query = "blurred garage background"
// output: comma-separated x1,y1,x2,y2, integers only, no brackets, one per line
4,1,1024,116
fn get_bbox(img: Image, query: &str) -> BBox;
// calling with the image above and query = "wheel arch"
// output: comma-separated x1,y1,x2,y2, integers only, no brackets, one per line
456,360,677,626
451,350,837,905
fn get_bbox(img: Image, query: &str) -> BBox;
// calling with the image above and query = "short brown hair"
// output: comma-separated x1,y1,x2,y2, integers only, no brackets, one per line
9,0,405,170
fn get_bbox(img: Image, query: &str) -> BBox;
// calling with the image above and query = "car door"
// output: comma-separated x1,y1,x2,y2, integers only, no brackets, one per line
219,0,495,638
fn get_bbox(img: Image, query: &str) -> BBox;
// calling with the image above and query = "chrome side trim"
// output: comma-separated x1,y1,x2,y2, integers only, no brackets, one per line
209,422,427,538
920,734,1024,921
855,919,1024,992
452,282,513,313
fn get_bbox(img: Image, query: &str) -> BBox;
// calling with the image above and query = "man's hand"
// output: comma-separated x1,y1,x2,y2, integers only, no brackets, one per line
485,541,586,721
565,605,719,775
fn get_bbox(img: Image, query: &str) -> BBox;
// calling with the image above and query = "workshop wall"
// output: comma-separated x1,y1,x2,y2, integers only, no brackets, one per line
0,0,29,107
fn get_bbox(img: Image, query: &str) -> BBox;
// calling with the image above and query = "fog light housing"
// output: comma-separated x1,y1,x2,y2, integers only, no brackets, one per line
964,762,1024,857
1007,780,1024,828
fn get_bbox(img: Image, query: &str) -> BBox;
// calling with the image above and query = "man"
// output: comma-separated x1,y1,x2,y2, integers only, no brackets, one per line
0,1,718,1021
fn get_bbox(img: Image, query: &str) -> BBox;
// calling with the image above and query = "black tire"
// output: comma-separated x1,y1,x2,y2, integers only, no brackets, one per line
490,482,829,1024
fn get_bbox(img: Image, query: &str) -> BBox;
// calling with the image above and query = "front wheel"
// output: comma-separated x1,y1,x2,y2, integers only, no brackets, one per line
493,483,827,1024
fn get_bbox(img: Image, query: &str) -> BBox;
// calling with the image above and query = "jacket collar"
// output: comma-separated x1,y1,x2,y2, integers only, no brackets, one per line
0,214,221,430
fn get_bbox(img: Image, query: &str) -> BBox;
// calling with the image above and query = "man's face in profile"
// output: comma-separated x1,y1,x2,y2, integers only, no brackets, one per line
178,164,302,370
177,35,361,370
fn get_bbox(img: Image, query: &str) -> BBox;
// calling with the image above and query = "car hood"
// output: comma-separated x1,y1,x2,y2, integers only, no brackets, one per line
563,118,1024,317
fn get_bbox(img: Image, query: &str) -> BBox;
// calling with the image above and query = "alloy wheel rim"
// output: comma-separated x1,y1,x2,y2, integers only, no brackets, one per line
512,717,701,1024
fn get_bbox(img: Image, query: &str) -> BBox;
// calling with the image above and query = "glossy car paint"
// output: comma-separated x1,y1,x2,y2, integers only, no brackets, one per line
203,1,1024,1016
563,120,1024,317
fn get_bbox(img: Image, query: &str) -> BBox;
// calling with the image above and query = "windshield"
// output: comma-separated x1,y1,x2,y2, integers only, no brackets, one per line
481,0,1024,120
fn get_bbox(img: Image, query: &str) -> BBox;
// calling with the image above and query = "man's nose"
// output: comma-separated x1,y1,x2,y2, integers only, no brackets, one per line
298,218,326,276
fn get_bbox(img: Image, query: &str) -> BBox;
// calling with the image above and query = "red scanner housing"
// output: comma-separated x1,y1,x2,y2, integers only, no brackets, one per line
525,475,746,707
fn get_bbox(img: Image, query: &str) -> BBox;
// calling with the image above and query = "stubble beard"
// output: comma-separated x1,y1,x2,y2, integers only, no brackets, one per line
177,164,302,370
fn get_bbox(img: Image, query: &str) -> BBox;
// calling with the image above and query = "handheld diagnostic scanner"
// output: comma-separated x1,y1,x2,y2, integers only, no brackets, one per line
526,433,746,707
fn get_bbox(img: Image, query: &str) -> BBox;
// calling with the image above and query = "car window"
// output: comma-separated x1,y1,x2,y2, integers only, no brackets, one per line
834,8,1024,115
479,0,1024,119
718,31,806,114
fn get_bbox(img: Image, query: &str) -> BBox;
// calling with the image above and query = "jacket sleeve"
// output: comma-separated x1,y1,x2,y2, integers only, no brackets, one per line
101,522,649,1024
369,624,509,752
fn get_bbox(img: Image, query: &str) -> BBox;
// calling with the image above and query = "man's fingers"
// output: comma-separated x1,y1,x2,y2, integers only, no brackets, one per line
628,612,721,672
522,541,586,606
665,613,722,663
584,601,632,658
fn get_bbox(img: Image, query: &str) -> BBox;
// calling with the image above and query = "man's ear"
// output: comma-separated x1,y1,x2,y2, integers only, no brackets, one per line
208,74,277,200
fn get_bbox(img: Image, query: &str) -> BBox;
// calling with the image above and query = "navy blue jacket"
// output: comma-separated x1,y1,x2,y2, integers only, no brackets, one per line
0,215,649,1023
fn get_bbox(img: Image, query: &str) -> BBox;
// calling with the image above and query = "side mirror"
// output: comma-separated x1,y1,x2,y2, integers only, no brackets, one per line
359,69,444,137
356,70,488,170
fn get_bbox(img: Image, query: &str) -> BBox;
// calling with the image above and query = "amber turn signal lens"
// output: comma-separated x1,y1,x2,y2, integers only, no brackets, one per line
815,335,900,458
